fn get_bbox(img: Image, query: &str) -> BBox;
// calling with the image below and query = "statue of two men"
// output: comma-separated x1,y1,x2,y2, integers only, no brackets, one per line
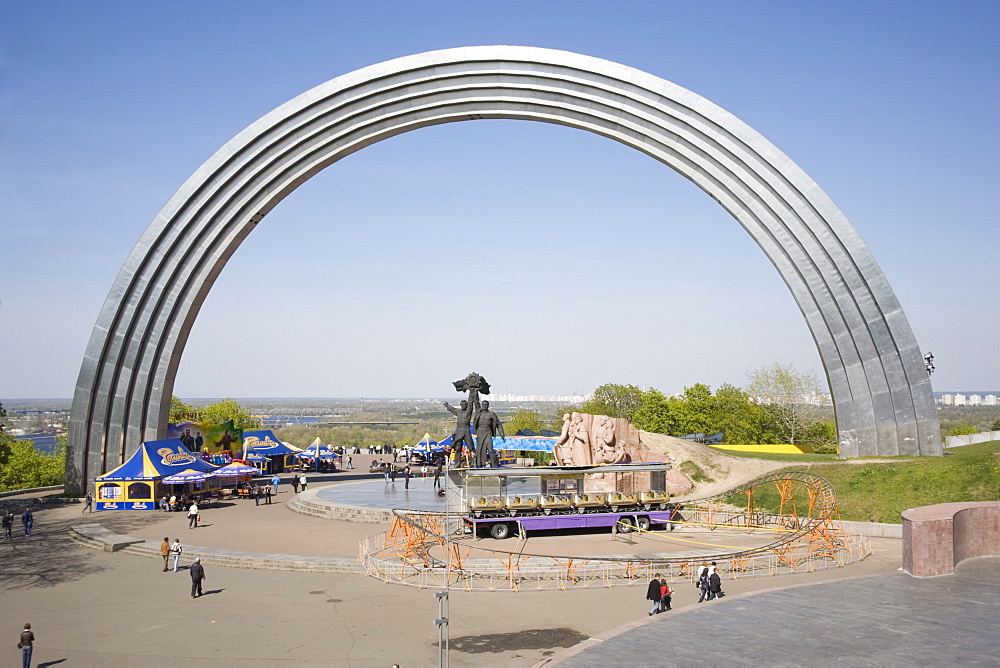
445,372,503,467
472,400,504,468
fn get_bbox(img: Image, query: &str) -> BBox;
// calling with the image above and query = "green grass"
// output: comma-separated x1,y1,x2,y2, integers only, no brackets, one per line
679,460,713,483
736,441,1000,523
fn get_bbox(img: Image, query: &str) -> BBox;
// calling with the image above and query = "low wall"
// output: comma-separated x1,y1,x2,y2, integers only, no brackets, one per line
944,431,1000,448
901,502,1000,577
840,520,902,539
0,485,64,499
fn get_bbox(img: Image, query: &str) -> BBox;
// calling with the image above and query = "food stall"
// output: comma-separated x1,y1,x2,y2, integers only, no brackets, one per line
93,438,219,510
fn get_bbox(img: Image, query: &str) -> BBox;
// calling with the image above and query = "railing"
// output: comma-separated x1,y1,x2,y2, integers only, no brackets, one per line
358,471,872,591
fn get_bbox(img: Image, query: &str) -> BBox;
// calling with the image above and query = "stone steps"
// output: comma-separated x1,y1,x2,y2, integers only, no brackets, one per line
68,524,365,574
287,496,392,524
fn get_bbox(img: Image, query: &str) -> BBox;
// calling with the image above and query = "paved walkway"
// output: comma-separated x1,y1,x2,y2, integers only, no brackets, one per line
548,557,1000,667
2,465,996,666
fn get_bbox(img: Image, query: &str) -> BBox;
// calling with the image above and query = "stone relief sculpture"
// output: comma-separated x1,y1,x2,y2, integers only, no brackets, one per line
553,412,693,494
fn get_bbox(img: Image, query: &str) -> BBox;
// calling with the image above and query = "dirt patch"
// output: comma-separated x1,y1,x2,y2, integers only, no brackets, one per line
639,432,789,500
445,627,589,654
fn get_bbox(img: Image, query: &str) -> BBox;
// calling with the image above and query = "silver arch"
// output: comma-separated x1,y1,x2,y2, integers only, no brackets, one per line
67,46,940,492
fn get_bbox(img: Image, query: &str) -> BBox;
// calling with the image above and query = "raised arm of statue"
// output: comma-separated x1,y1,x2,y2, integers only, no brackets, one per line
443,401,458,417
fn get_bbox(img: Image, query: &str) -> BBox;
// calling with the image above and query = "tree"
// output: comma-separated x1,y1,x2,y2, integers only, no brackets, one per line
631,389,674,434
504,409,545,435
949,423,978,436
196,398,262,432
991,416,1000,431
0,434,65,492
580,384,646,420
708,384,771,444
169,396,197,423
745,362,824,445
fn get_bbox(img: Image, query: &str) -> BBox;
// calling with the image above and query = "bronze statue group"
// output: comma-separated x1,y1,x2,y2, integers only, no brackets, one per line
444,372,504,468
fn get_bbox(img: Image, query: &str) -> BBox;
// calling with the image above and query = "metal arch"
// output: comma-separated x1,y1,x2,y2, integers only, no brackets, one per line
67,46,939,493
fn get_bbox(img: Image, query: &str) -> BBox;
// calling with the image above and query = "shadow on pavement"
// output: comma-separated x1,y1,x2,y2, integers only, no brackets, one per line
0,499,170,591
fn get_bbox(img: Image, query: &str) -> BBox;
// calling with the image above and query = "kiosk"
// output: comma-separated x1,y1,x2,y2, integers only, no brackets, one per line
93,438,218,510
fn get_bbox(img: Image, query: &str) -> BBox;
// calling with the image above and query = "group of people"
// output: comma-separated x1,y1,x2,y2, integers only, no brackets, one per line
646,562,725,615
291,473,308,493
1,508,33,540
158,537,207,597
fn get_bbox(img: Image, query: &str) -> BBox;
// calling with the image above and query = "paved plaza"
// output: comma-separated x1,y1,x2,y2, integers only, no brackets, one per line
0,461,995,666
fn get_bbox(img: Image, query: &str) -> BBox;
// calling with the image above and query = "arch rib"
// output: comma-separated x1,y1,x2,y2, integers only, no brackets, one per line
67,46,939,493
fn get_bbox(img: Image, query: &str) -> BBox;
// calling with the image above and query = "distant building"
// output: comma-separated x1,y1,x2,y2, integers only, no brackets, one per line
491,393,592,404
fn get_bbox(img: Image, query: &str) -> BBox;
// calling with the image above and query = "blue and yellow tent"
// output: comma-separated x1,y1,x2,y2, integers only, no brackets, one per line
94,438,217,510
243,430,301,472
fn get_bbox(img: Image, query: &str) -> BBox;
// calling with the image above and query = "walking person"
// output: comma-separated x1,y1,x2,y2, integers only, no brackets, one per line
170,538,183,572
190,557,206,598
265,484,273,504
697,564,711,603
2,510,13,540
404,464,411,489
187,501,199,528
659,581,673,612
253,484,261,506
21,507,33,537
708,562,724,600
346,455,353,470
160,537,171,572
383,463,390,484
18,623,34,668
646,573,663,616
83,491,93,513
433,463,442,490
300,473,307,492
270,474,280,496
292,474,300,493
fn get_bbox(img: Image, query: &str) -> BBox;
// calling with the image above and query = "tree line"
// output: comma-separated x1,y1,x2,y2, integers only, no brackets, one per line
573,363,839,453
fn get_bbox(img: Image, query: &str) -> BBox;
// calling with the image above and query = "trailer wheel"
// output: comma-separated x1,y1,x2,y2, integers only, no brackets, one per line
617,517,634,533
490,522,511,539
636,516,651,532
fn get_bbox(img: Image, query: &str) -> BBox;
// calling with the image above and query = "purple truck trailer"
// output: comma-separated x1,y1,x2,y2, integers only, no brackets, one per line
450,462,676,540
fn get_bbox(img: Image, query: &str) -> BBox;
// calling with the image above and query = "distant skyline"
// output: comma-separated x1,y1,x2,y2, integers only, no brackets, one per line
2,1,999,400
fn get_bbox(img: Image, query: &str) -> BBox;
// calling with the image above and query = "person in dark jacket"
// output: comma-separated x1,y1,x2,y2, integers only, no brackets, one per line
646,574,663,615
708,562,724,600
2,510,13,540
697,564,711,603
190,557,206,598
21,508,33,536
19,622,34,668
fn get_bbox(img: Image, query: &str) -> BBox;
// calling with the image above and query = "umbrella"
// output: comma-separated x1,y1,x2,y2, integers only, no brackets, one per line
212,462,259,477
162,469,216,484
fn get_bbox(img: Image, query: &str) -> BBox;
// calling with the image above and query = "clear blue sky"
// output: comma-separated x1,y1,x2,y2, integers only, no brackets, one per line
2,1,998,399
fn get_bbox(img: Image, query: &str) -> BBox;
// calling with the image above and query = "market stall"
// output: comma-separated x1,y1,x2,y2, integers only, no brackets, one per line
293,437,339,471
93,438,219,510
242,430,302,473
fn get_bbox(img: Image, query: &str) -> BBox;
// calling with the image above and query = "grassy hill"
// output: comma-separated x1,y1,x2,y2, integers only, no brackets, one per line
719,441,1000,523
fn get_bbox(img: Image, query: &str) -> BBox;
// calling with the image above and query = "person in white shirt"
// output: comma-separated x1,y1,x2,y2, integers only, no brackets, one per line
170,538,183,572
188,502,199,528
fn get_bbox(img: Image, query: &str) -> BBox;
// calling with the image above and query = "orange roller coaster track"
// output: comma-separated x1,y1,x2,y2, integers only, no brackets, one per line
359,471,872,591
